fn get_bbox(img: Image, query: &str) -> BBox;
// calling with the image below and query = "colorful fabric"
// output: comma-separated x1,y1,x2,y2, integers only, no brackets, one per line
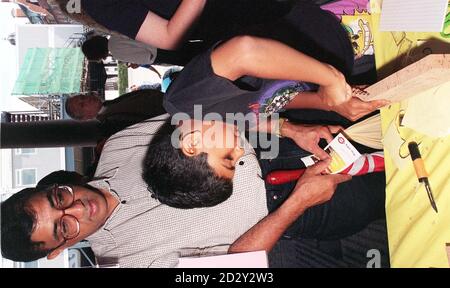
341,152,385,176
322,0,374,58
321,0,370,18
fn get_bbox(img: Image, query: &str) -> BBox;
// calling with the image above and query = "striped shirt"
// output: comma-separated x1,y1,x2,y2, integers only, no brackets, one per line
86,115,268,267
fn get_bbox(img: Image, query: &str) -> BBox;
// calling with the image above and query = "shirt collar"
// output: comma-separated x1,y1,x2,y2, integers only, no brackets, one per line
87,168,123,229
240,133,256,156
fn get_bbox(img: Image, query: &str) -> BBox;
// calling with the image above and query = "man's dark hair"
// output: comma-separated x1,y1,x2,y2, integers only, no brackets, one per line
81,36,109,61
37,170,87,187
1,187,51,262
143,120,233,209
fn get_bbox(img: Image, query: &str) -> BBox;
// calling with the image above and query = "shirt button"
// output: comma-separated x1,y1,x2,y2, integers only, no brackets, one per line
239,161,245,166
273,195,278,200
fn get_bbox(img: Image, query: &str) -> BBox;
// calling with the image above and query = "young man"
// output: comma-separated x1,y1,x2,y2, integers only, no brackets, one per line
0,115,276,266
1,182,119,262
140,114,386,251
1,115,384,267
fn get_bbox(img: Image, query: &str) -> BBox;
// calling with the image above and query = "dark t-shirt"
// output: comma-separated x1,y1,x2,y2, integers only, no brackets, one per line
81,0,292,42
81,0,181,39
164,2,354,124
164,45,316,122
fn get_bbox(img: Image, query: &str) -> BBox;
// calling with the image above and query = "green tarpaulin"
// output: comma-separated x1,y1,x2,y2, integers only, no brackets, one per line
12,48,84,95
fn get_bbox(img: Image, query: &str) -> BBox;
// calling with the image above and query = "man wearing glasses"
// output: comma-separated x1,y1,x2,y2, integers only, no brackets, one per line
1,116,276,267
1,183,118,262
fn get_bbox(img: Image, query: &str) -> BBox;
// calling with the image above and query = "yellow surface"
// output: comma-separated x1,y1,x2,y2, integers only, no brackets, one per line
381,101,450,268
371,0,450,267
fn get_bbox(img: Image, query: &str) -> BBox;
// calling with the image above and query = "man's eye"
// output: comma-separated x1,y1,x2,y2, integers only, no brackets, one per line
61,221,68,235
55,190,64,207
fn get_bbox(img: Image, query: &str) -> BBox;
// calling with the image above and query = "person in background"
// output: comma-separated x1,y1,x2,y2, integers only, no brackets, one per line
65,90,165,121
81,35,157,65
81,34,191,68
56,0,295,65
161,66,183,92
130,83,162,92
64,89,166,137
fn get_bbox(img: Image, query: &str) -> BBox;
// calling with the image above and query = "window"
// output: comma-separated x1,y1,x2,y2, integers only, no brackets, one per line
15,168,37,187
15,148,37,155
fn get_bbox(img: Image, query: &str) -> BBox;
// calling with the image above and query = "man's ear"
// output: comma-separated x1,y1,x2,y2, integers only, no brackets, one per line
180,131,201,157
47,246,65,260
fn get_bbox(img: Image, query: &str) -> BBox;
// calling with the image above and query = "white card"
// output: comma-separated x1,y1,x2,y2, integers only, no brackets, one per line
379,0,448,32
301,133,361,174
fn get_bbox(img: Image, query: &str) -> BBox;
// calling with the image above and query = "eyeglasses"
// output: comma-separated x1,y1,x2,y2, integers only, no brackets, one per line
49,185,80,242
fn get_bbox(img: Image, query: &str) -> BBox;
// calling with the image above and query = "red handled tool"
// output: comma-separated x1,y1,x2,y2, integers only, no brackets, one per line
265,169,306,185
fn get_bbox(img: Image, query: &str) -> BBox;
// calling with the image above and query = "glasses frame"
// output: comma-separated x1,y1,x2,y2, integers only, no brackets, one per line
50,184,81,246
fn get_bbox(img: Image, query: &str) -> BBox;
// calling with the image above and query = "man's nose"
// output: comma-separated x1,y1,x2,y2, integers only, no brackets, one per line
64,200,85,219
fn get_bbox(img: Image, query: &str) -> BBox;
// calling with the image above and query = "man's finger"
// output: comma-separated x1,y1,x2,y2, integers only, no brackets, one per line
327,125,344,134
358,99,389,110
307,158,332,175
370,99,390,109
345,84,352,101
310,146,330,161
318,127,334,143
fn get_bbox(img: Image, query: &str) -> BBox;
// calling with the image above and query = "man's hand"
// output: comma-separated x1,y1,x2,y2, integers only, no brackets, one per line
280,121,342,160
229,159,352,254
317,65,352,107
331,95,390,122
287,160,353,211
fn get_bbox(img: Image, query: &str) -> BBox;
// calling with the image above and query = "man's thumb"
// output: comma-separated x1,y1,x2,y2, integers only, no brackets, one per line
308,159,332,175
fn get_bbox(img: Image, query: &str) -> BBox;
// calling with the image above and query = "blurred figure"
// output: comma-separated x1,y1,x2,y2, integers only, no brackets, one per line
57,0,294,65
130,83,162,92
161,66,183,92
65,89,166,136
82,35,157,65
65,93,103,121
65,90,164,121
